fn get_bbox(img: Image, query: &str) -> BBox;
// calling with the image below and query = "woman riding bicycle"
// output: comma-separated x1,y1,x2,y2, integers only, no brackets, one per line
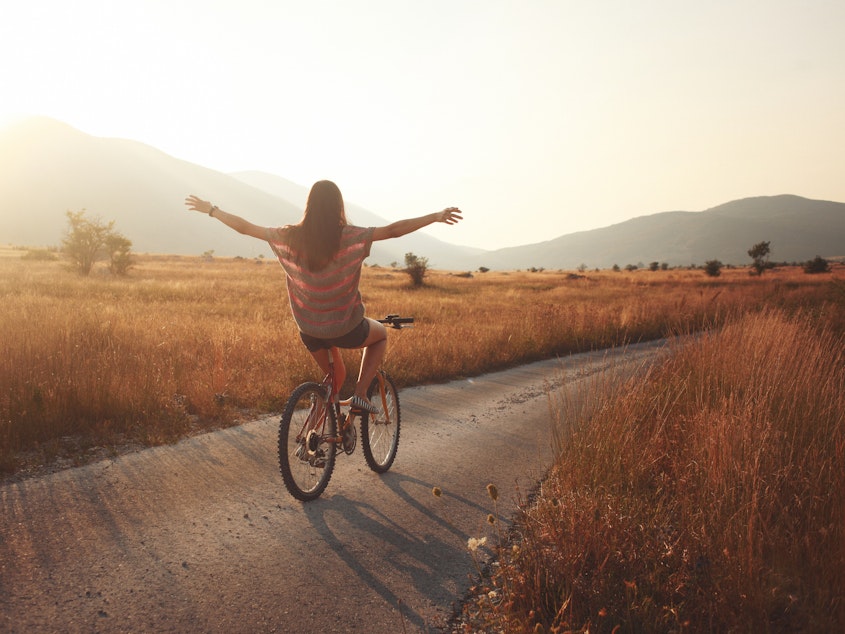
185,180,462,413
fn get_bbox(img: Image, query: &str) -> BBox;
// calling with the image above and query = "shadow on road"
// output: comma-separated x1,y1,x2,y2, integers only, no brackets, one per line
300,471,493,632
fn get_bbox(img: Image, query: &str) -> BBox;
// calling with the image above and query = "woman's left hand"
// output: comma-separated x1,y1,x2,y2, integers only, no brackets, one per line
185,195,213,215
438,207,462,225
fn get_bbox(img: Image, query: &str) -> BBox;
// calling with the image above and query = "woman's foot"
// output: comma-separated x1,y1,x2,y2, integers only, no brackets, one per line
349,394,379,414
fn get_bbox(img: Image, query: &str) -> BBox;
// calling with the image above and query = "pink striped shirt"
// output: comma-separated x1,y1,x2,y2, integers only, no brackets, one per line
266,225,375,339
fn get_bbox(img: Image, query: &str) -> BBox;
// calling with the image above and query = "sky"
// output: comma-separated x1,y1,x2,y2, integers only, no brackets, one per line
1,0,844,249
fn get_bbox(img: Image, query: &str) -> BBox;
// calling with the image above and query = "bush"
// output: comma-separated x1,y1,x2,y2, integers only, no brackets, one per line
804,255,831,274
106,234,134,276
704,259,723,277
404,252,429,287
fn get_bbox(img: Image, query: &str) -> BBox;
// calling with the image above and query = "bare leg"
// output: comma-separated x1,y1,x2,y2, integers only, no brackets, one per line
354,319,387,400
309,346,346,400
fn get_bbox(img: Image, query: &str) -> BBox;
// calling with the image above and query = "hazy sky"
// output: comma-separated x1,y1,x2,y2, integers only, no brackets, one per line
2,0,843,249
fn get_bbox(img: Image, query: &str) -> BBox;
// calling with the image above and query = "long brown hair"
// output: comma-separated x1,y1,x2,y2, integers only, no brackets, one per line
287,180,347,271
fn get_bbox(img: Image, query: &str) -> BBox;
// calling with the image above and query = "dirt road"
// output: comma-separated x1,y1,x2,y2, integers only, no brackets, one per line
0,342,664,633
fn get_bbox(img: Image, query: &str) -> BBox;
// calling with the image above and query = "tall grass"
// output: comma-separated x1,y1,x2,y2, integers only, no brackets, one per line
1,252,841,474
468,309,844,632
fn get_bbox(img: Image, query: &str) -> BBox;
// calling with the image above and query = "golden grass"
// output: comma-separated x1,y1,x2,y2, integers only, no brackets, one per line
4,250,845,630
1,252,842,475
466,308,845,632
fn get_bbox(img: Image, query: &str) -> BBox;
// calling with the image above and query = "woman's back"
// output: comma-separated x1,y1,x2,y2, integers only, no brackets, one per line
267,225,375,339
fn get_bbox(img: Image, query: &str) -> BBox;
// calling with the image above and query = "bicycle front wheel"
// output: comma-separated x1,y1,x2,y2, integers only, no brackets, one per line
361,371,401,473
278,382,337,501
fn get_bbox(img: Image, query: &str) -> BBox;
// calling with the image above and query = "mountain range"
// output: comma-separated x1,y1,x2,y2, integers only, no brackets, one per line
2,117,843,270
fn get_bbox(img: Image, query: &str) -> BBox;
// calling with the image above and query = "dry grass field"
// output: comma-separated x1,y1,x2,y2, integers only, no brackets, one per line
2,247,844,631
463,308,844,633
1,249,841,473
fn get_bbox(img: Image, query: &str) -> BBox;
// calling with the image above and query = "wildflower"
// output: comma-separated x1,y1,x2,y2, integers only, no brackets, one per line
432,487,442,498
486,483,499,501
467,536,487,552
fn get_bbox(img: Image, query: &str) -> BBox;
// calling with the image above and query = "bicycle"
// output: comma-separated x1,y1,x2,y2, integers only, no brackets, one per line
277,314,414,501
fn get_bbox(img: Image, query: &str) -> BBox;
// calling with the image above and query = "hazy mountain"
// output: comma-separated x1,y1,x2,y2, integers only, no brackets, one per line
0,117,304,258
479,195,845,270
0,117,479,267
1,117,843,270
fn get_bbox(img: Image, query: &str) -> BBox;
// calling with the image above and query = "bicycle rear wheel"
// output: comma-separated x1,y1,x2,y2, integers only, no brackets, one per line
361,371,400,473
278,382,336,501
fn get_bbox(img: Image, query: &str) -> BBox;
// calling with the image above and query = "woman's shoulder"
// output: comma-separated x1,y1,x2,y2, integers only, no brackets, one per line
342,225,375,242
267,224,296,243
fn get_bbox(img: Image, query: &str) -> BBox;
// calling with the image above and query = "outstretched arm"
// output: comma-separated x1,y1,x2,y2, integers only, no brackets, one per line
184,195,268,241
372,207,462,241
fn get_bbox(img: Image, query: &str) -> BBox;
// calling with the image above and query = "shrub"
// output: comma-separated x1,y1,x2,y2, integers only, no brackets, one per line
704,259,723,277
403,252,428,287
106,233,134,276
804,255,831,274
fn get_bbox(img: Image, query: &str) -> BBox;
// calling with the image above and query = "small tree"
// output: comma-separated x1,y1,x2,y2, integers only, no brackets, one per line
704,259,723,277
62,210,114,275
803,255,831,274
404,252,429,287
649,261,660,272
748,241,771,275
62,209,134,276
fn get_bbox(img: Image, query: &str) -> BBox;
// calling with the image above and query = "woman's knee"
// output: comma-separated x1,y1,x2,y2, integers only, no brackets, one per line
362,318,387,347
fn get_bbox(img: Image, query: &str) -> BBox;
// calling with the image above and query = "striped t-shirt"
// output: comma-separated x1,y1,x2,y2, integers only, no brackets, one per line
266,225,376,339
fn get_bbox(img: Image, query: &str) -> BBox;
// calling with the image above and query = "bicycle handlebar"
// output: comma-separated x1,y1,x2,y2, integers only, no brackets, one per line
378,314,415,329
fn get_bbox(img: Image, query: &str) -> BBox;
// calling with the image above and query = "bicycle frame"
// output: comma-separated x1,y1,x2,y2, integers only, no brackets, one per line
292,357,379,450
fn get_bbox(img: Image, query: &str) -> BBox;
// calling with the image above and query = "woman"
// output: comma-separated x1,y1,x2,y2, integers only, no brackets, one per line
185,180,462,412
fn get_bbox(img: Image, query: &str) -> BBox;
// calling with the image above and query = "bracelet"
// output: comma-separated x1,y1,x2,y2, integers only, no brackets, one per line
209,205,219,217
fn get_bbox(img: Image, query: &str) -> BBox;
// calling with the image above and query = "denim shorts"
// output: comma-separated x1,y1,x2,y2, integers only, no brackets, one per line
299,319,370,352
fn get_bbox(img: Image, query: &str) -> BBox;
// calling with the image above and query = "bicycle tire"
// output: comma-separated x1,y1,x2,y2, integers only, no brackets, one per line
361,371,401,473
278,382,336,501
